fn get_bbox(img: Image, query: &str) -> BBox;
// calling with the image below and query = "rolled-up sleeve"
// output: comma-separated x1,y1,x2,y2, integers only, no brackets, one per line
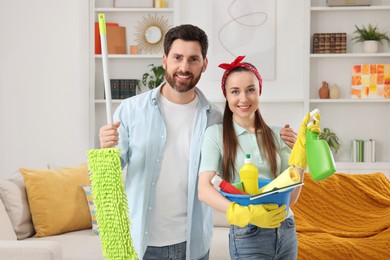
199,124,223,174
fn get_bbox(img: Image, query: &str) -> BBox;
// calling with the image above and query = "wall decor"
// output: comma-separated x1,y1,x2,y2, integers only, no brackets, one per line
210,0,276,80
134,14,170,54
351,64,390,99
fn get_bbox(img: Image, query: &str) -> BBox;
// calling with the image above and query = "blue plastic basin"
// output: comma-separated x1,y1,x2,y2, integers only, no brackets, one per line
220,179,293,208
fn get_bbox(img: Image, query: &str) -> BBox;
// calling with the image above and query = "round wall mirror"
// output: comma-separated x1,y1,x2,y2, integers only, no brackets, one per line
145,26,162,44
135,14,170,54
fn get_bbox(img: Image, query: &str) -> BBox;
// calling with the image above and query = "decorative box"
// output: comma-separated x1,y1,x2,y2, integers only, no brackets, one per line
326,0,372,6
313,33,346,54
351,64,390,99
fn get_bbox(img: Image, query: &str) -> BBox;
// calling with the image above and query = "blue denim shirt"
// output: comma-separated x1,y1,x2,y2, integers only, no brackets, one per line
114,85,223,260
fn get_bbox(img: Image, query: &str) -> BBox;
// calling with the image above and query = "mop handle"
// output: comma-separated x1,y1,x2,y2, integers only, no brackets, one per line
98,14,113,125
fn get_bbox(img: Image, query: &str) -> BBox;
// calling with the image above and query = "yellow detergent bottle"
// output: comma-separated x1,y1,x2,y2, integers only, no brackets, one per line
239,154,259,195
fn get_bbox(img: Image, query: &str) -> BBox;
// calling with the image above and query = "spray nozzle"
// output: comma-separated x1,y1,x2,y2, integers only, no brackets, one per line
308,108,320,127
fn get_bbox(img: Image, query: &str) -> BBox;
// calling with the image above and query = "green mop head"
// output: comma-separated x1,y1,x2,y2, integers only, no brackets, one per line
87,148,137,260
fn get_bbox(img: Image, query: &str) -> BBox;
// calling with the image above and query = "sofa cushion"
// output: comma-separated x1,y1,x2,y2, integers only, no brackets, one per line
26,229,104,260
19,163,92,237
0,199,17,240
0,171,35,239
81,185,99,235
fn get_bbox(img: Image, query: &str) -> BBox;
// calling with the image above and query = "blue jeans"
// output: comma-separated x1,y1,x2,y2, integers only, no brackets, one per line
143,241,210,260
229,216,298,260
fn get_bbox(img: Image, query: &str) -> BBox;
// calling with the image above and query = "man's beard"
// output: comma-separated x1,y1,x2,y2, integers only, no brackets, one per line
165,70,201,93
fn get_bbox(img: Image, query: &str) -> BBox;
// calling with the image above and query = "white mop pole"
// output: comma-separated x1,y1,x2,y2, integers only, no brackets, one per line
98,13,113,125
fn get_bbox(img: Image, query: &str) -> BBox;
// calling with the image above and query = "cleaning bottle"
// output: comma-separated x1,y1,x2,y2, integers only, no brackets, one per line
211,174,248,195
239,154,259,194
306,109,336,181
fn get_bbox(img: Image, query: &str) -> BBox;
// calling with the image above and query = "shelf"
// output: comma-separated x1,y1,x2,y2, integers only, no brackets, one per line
304,0,390,166
310,99,390,103
207,98,305,103
96,98,305,104
310,53,390,58
90,0,180,148
95,54,163,59
335,161,390,169
311,6,390,11
95,99,123,104
95,8,174,13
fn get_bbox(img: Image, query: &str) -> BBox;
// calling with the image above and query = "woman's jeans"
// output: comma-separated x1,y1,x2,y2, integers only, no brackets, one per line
143,241,210,260
229,216,298,260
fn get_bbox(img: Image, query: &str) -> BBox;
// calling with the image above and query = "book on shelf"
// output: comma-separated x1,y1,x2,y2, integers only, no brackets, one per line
110,79,121,99
95,22,119,54
105,79,139,100
119,79,138,99
352,139,376,163
106,26,127,54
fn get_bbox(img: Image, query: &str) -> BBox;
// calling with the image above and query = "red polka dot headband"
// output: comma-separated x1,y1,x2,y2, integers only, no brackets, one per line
218,55,263,97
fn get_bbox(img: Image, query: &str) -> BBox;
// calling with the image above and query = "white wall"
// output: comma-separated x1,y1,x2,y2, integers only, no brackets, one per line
0,0,90,177
180,0,305,129
0,0,304,177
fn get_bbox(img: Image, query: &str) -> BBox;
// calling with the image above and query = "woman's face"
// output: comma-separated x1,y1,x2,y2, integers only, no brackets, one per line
225,70,260,122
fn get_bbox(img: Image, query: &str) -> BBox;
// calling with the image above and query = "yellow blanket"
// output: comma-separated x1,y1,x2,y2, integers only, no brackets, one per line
291,172,390,260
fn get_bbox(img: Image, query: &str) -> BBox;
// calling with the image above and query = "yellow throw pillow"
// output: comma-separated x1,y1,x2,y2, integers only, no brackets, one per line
20,163,92,237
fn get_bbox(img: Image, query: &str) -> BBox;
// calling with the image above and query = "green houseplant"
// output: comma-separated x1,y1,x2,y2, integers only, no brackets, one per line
142,64,165,89
319,128,340,154
352,24,390,53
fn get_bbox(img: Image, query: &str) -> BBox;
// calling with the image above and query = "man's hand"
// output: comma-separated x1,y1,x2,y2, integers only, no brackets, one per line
99,121,121,148
280,124,297,149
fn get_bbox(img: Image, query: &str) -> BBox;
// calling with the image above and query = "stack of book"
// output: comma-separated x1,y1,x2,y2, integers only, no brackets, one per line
105,79,139,99
352,139,376,163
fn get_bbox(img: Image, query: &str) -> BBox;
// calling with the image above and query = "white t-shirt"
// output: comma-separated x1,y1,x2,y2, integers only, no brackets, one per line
148,94,198,246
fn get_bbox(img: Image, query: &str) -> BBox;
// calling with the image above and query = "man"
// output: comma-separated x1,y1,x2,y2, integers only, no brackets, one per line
99,24,296,260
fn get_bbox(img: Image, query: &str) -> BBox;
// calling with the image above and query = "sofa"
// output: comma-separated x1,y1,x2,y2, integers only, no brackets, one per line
210,172,390,260
0,164,104,260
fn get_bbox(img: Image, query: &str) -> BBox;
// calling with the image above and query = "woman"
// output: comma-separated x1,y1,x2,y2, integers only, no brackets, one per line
198,56,318,259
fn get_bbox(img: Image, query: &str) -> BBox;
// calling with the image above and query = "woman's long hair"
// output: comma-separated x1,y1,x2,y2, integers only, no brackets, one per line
221,70,278,182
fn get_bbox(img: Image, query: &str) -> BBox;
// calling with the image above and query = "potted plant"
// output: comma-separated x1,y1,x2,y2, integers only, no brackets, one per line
142,64,165,89
352,23,390,53
319,127,340,154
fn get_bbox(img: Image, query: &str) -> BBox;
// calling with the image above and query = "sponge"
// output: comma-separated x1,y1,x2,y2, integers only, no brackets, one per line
87,148,137,260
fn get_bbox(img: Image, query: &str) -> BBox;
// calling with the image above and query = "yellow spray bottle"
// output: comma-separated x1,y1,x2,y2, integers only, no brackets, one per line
239,154,259,194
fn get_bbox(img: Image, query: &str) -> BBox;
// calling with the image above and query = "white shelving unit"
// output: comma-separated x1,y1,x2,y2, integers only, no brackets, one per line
304,0,390,174
89,0,180,148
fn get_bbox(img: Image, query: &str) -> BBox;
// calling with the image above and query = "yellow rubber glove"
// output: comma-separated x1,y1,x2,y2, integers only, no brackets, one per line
226,202,287,229
288,111,321,169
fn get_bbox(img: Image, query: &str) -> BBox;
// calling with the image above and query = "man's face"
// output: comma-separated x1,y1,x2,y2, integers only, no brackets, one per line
163,39,208,93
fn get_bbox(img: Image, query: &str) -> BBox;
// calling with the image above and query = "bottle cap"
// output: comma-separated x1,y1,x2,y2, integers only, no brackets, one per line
245,154,252,164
